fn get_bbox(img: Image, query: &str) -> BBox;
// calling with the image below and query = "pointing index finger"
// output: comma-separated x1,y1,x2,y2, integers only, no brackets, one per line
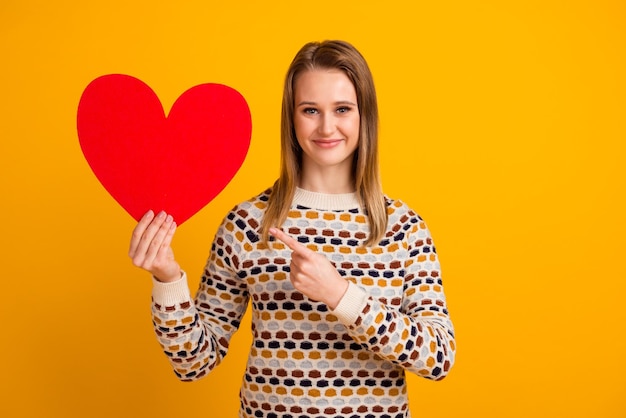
269,227,310,256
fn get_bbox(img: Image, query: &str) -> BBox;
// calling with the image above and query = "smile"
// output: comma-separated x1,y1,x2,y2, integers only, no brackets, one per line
312,139,343,148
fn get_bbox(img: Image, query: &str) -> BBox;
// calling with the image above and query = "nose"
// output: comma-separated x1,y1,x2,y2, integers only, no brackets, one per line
318,113,335,137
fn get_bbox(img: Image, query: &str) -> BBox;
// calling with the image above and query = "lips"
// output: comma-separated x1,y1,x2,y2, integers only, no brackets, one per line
312,139,343,148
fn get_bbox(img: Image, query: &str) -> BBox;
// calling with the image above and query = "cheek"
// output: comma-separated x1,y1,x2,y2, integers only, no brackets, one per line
293,114,302,132
346,116,360,139
294,117,312,139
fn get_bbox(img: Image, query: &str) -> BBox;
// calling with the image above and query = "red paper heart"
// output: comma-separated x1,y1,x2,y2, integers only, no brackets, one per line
77,74,251,225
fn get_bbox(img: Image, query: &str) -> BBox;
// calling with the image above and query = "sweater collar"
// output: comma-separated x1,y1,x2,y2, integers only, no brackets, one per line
293,187,361,211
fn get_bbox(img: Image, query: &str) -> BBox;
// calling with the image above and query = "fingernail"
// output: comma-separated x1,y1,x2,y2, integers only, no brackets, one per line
157,211,166,218
166,215,173,223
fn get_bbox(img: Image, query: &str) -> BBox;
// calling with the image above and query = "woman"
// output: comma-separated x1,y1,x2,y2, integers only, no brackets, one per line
129,40,455,418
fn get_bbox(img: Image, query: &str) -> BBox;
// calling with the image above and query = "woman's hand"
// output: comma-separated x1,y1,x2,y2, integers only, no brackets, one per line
269,227,348,309
129,210,181,283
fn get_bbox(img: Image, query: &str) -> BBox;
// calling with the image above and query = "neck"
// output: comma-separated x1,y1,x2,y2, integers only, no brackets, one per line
299,165,355,194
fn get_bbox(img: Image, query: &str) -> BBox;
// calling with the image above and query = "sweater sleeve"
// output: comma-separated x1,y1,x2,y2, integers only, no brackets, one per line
151,217,249,381
332,216,456,381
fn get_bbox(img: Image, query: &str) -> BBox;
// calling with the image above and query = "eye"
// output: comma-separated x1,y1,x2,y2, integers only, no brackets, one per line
303,107,318,115
336,106,352,114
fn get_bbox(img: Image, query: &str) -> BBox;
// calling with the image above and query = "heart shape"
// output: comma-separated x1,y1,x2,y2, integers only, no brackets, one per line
77,74,251,225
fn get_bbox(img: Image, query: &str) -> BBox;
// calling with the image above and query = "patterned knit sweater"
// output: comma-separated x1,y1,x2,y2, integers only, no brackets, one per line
151,188,456,418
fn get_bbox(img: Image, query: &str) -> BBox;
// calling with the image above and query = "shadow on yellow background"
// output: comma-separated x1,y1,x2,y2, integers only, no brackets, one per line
1,1,624,417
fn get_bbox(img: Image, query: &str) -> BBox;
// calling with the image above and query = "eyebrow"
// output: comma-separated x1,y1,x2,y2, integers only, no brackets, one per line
296,100,357,107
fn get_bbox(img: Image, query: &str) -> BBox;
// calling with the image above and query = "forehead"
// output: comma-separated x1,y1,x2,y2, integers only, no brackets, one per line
294,69,356,101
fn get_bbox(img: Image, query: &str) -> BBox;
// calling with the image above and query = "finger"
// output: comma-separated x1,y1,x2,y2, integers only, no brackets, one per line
129,210,155,257
143,214,175,265
269,227,311,257
132,211,167,265
161,220,177,250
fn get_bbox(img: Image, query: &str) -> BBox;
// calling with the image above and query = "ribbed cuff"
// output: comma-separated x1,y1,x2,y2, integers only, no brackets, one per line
152,271,192,307
331,282,369,325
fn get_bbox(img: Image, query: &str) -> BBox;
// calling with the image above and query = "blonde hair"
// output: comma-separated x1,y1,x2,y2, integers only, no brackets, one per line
261,40,387,246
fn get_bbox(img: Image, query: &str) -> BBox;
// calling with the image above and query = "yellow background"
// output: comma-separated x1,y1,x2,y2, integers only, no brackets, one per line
1,1,624,417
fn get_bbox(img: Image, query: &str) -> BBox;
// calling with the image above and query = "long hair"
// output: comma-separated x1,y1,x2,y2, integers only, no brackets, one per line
261,40,387,247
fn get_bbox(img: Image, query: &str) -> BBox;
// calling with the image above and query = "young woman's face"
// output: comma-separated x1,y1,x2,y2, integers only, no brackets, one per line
293,69,360,173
